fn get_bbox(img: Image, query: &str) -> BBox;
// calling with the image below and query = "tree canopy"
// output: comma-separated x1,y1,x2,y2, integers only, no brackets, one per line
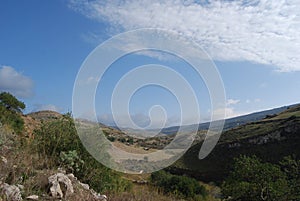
0,92,25,113
222,155,300,201
0,92,25,133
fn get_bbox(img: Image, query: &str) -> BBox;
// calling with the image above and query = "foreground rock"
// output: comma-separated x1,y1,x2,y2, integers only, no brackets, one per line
0,182,22,201
26,195,39,200
48,173,74,198
47,172,107,201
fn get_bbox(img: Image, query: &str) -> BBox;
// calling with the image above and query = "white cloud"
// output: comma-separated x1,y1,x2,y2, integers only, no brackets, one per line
227,98,240,106
213,107,244,119
69,0,300,72
0,66,34,98
32,104,62,113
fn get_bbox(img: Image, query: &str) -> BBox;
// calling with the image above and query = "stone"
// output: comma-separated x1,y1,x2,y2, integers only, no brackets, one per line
25,195,39,200
48,173,74,198
17,185,24,191
0,183,23,201
79,182,89,190
90,189,107,201
94,193,107,201
1,156,7,164
67,173,76,180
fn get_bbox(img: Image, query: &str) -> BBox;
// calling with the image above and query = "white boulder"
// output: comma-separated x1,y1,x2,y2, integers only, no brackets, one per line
48,173,74,198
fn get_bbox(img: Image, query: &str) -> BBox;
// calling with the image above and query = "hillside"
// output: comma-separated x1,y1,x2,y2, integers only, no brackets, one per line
169,104,300,182
161,104,294,134
1,109,216,200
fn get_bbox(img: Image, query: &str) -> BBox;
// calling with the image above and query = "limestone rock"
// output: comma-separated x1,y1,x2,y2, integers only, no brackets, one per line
94,193,108,201
0,183,23,201
48,173,74,198
1,156,7,164
25,195,39,200
79,182,89,190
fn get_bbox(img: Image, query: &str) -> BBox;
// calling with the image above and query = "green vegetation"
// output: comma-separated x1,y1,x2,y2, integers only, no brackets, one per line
1,93,299,200
279,156,300,200
222,155,300,201
59,150,84,173
33,114,132,193
151,170,208,200
173,104,300,182
0,92,25,134
0,92,25,113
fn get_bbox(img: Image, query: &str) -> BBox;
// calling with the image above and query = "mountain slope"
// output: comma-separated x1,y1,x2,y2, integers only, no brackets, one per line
161,104,295,134
169,104,300,183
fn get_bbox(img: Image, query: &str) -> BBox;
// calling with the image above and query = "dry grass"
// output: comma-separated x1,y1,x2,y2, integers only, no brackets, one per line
108,185,185,201
112,141,156,154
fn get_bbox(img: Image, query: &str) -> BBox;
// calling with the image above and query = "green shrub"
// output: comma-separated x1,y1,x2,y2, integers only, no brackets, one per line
119,137,126,143
34,115,132,193
279,156,300,200
151,170,207,200
60,150,84,173
107,136,116,142
0,92,25,134
222,155,290,201
34,115,81,160
0,92,25,113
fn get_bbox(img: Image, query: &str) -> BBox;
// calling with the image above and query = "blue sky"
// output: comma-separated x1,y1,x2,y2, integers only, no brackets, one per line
0,0,300,128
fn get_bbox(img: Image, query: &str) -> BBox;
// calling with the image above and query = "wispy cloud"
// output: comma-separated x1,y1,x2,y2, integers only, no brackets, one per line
227,98,240,106
69,0,300,72
0,66,34,98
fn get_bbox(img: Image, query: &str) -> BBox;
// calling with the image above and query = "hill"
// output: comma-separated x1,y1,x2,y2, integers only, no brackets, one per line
161,104,294,134
169,104,300,183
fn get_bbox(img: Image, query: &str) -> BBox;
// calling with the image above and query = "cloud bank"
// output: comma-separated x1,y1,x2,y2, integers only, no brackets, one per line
69,0,300,72
0,66,34,98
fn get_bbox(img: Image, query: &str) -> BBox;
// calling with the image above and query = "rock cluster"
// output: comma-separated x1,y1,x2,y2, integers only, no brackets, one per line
0,172,107,201
0,182,22,201
48,173,74,198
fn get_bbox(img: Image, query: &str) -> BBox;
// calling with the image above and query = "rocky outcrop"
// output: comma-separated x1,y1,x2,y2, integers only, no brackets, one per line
0,182,22,201
248,131,284,145
47,172,107,201
48,173,74,199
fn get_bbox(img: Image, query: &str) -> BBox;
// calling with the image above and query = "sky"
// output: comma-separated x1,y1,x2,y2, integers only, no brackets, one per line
0,0,300,128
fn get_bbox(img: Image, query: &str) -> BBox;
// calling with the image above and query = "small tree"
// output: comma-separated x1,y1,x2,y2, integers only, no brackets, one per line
280,156,300,200
222,155,289,201
0,92,25,113
0,92,25,133
151,170,207,200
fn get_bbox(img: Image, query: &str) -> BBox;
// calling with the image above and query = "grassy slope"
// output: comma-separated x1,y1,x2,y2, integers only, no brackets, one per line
2,111,221,200
169,104,300,183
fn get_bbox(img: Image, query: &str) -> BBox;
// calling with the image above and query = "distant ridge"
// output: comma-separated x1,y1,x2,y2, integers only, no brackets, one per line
161,103,299,134
168,103,300,182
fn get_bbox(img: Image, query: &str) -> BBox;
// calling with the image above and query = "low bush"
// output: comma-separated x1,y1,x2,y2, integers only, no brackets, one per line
151,170,207,200
33,114,132,193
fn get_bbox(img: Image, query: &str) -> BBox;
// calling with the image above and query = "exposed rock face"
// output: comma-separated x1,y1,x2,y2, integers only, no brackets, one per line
48,173,74,199
47,172,107,200
248,131,283,145
0,182,23,201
